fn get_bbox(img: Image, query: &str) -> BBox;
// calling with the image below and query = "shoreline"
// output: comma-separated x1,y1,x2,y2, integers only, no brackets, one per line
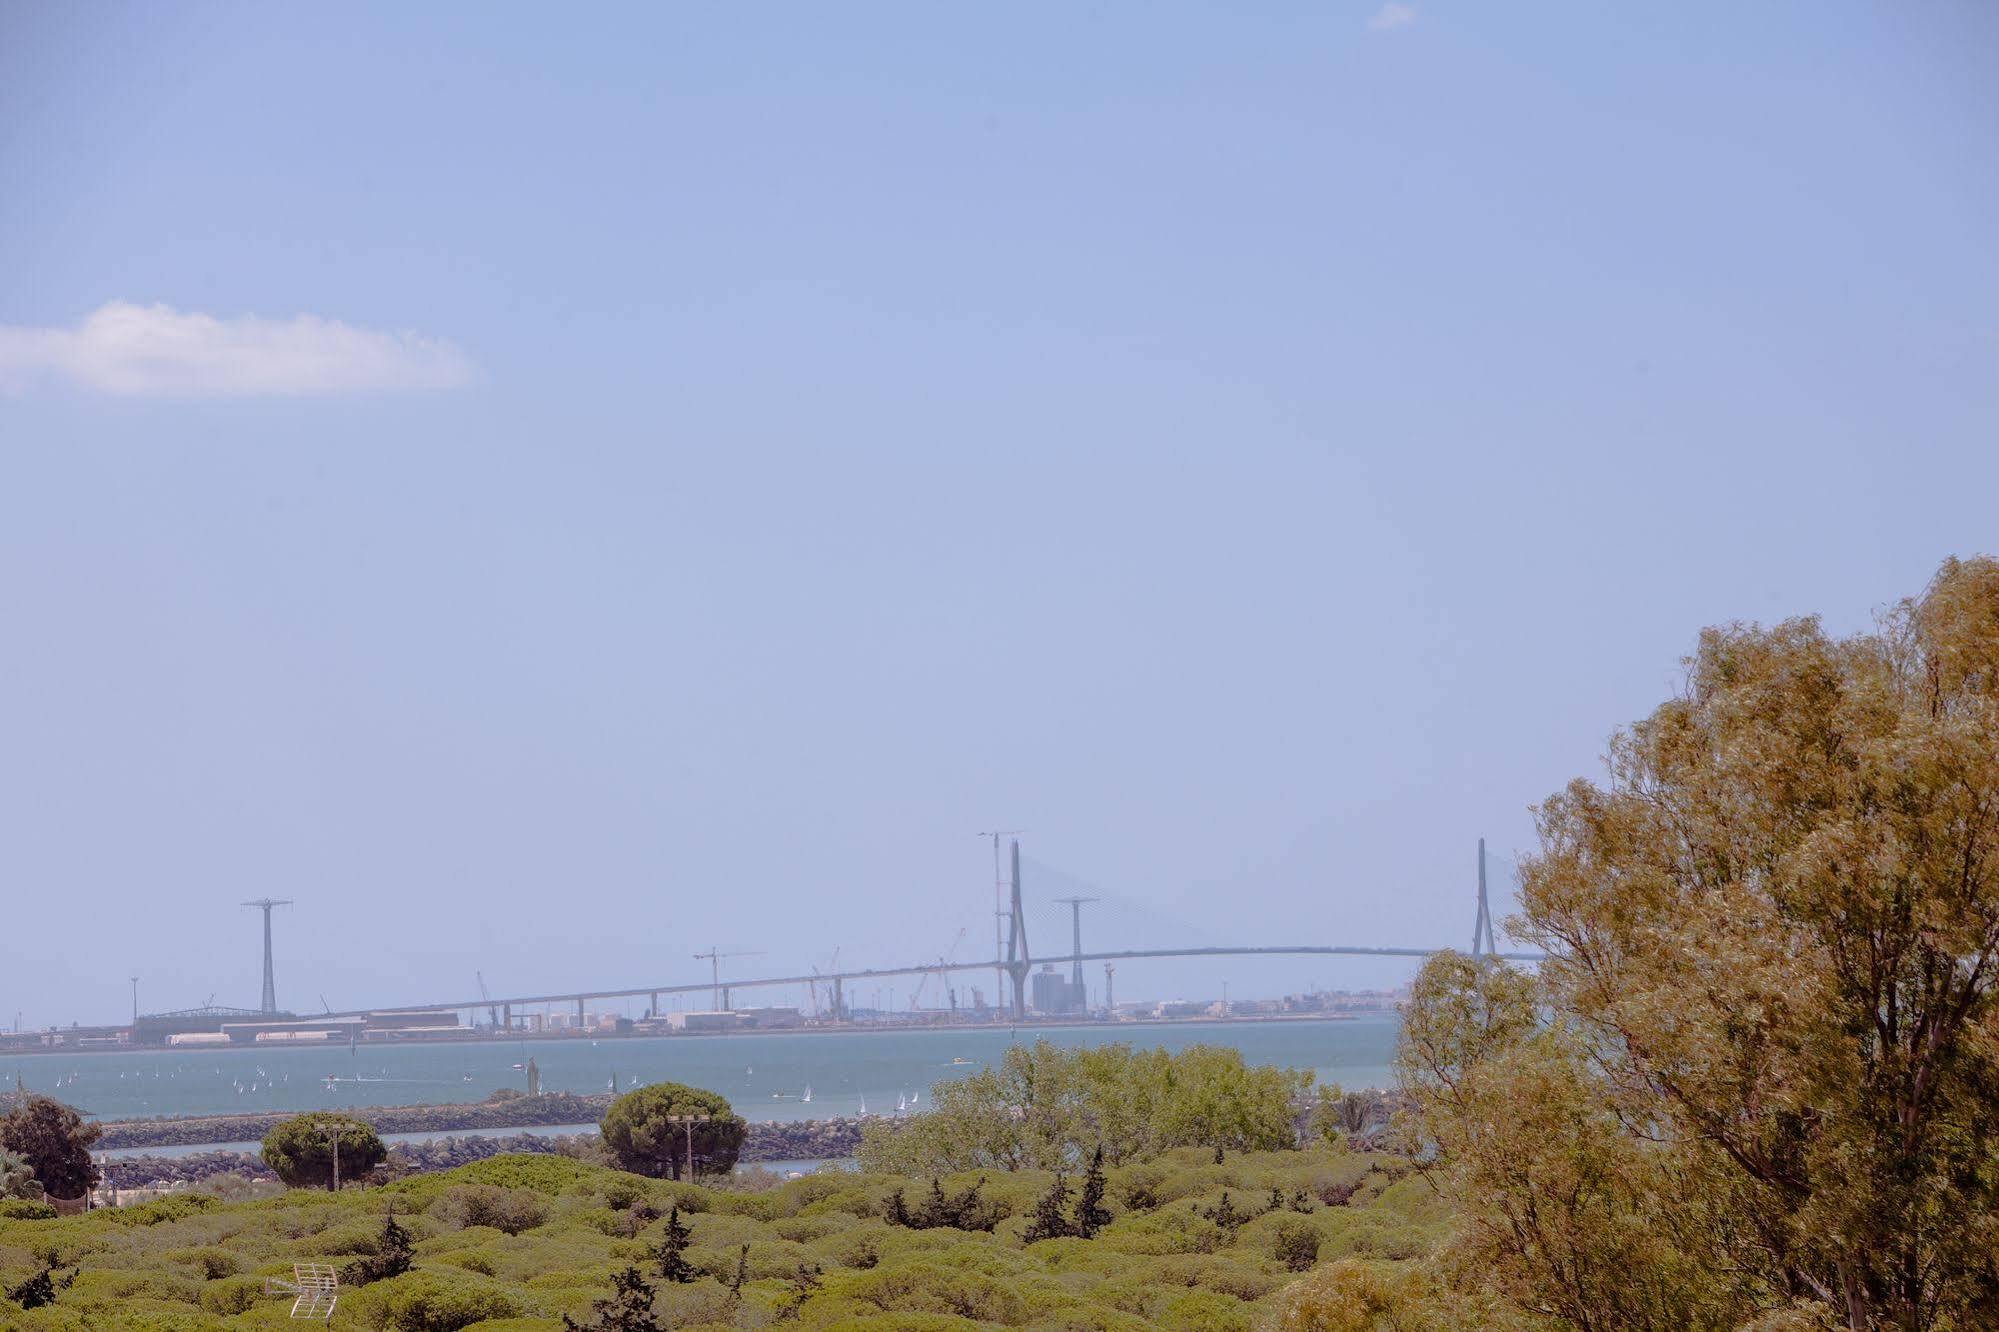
0,1009,1385,1059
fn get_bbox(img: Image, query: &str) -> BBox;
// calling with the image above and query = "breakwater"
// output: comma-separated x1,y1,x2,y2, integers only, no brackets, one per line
102,1117,866,1188
93,1092,614,1149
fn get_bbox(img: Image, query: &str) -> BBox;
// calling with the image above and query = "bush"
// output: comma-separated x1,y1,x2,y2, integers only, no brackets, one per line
200,1274,266,1316
107,1192,221,1225
432,1183,550,1234
364,1270,522,1332
0,1197,55,1220
1272,1217,1322,1272
599,1082,745,1180
261,1112,387,1190
167,1244,241,1279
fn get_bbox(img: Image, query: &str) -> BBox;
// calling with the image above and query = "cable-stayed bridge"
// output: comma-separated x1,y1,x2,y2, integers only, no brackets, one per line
325,838,1537,1024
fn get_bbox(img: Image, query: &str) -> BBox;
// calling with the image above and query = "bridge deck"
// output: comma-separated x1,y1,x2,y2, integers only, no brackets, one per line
325,945,1541,1019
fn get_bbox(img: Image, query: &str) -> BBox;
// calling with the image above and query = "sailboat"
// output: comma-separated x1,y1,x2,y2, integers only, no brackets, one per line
858,1093,867,1116
801,1084,812,1104
896,1093,907,1113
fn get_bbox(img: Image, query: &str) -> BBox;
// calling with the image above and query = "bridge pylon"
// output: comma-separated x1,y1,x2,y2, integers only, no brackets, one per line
1004,839,1031,1019
1471,838,1497,957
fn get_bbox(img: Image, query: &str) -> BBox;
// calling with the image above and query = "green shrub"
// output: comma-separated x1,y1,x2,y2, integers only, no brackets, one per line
199,1273,265,1315
106,1192,222,1226
1154,1286,1254,1331
0,1198,55,1220
166,1243,240,1278
831,1259,1027,1323
361,1269,522,1331
433,1184,551,1235
1097,1205,1222,1256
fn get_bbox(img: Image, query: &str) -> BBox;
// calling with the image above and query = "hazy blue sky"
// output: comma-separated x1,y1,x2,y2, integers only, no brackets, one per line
2,3,1995,1027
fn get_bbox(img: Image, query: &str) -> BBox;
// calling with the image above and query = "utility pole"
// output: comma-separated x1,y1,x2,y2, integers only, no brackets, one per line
1054,896,1097,1009
979,830,1022,1009
241,899,293,1014
666,1113,712,1181
1472,837,1497,957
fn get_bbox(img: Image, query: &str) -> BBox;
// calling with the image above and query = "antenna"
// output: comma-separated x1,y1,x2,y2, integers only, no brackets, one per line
242,899,294,1014
262,1263,339,1322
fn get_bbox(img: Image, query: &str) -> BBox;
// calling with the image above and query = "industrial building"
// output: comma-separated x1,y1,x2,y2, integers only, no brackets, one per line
1030,964,1086,1014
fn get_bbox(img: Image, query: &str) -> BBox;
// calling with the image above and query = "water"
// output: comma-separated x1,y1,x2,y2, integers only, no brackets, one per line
7,1017,1399,1124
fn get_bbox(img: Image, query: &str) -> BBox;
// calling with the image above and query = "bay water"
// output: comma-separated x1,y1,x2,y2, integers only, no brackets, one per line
8,1017,1399,1127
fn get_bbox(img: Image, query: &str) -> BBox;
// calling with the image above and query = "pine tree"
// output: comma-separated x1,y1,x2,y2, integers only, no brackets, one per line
1198,1191,1247,1231
779,1262,822,1320
1023,1173,1073,1243
653,1205,694,1284
1072,1147,1111,1239
4,1260,74,1311
562,1266,659,1332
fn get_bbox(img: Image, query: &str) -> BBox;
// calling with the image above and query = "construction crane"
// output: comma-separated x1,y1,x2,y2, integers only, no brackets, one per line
692,947,765,1012
477,972,499,1029
909,928,968,1010
979,830,1024,1003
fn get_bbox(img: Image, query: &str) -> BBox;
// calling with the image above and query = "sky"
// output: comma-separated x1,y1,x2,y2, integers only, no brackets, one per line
2,2,1995,1028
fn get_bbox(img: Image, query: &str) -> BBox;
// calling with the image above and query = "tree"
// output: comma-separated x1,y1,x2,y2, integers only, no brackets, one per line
779,1262,822,1321
260,1113,386,1190
0,1096,99,1200
883,1176,1002,1232
342,1210,414,1286
563,1265,659,1332
1073,1147,1111,1238
598,1082,745,1181
653,1205,694,1284
4,1259,75,1310
1402,557,1999,1331
0,1149,40,1201
726,1244,750,1302
1023,1173,1072,1243
856,1040,1307,1174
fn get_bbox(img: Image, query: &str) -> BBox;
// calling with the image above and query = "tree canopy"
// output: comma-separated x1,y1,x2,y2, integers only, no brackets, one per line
1400,556,1999,1330
597,1082,744,1180
260,1112,387,1190
0,1150,39,1202
0,1096,99,1201
856,1039,1308,1174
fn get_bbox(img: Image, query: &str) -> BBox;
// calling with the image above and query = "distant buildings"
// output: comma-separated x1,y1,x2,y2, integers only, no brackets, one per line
1029,965,1087,1015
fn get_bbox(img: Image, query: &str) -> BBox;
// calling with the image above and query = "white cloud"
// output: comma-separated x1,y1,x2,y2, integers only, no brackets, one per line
0,302,476,399
1367,3,1417,31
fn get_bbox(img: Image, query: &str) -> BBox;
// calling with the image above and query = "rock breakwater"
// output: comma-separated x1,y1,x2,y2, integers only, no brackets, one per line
101,1116,865,1189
